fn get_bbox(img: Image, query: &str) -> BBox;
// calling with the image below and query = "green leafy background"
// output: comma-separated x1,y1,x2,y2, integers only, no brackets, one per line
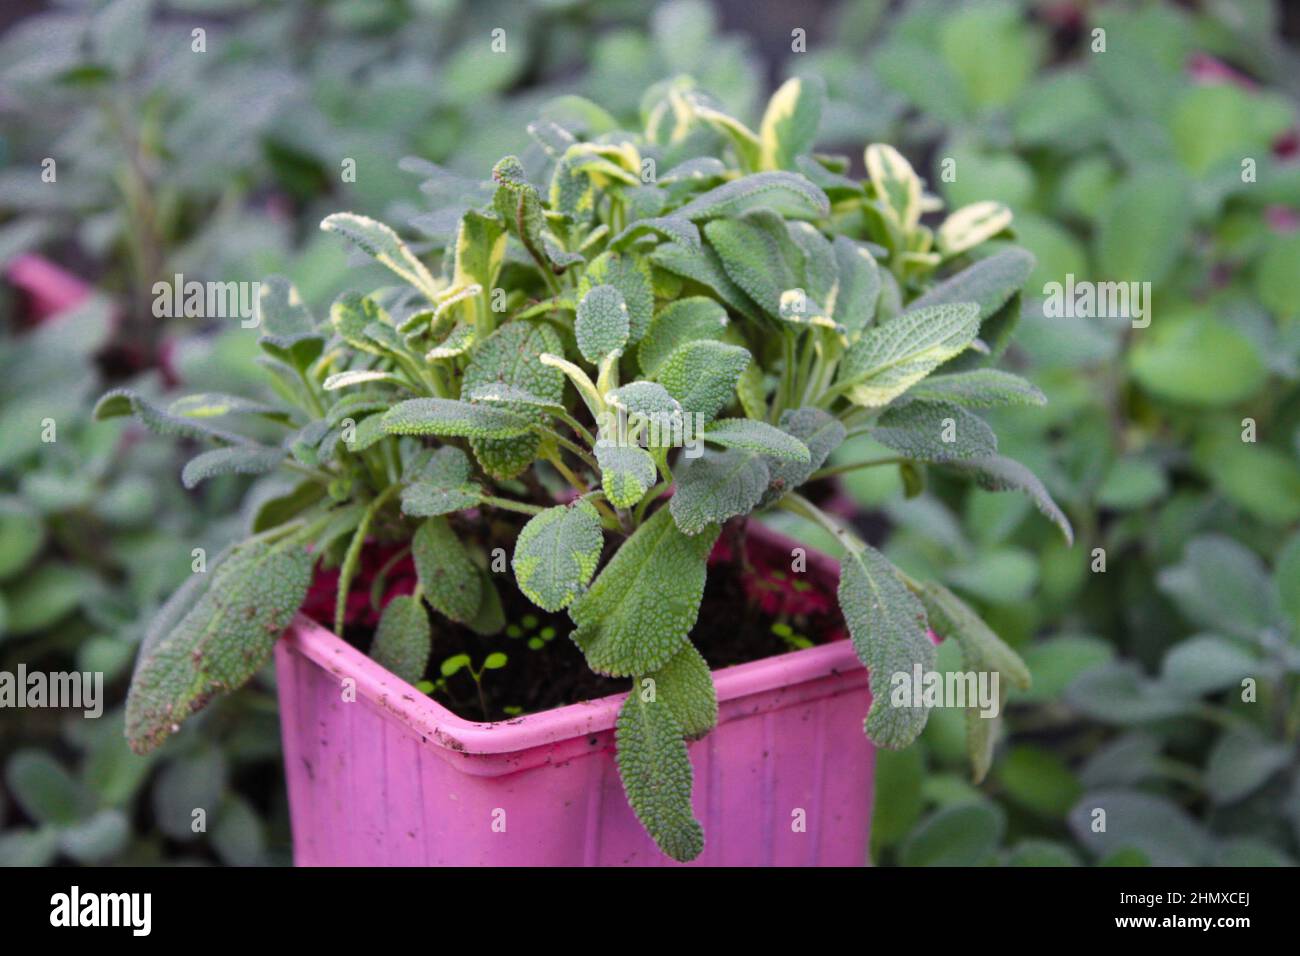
3,0,1300,866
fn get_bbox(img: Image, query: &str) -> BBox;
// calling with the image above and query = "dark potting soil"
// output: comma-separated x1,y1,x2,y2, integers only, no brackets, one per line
331,519,847,724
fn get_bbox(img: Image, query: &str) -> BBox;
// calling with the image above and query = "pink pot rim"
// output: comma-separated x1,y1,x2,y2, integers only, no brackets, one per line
280,615,864,758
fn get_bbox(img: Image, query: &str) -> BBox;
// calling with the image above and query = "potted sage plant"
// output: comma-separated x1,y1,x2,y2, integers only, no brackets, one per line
99,75,1070,865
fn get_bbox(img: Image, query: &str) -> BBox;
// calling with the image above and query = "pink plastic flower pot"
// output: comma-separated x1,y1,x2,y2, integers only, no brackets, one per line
275,530,878,866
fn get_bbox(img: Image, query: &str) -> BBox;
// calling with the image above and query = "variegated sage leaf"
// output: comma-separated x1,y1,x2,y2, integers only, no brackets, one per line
512,499,604,612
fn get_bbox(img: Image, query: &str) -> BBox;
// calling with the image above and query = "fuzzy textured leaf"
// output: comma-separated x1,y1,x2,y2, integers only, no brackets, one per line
703,418,810,462
330,292,389,356
651,642,718,739
946,454,1074,544
412,518,482,625
704,216,798,317
759,76,825,171
570,507,718,676
905,369,1045,408
838,543,935,748
831,236,882,336
610,216,700,251
837,303,980,407
760,407,846,505
382,398,533,439
595,443,658,508
638,298,729,376
649,242,763,322
579,252,654,344
370,595,432,684
865,144,922,232
670,448,770,535
937,201,1014,257
401,447,482,517
126,540,313,753
181,445,285,489
575,284,630,363
673,171,830,222
908,248,1034,322
512,500,604,612
615,691,703,862
605,381,682,420
463,321,565,479
257,276,324,370
95,389,244,444
871,401,997,463
656,340,751,424
321,213,439,297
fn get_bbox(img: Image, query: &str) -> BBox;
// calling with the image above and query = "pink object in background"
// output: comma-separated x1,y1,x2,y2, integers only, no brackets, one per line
1187,52,1257,90
275,527,880,866
4,253,93,323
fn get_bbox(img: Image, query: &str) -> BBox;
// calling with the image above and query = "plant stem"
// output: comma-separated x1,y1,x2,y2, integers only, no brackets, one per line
283,460,335,484
809,456,907,480
775,491,862,555
633,481,670,524
542,427,598,470
295,367,326,418
558,411,597,448
546,449,589,494
335,484,400,635
480,495,546,516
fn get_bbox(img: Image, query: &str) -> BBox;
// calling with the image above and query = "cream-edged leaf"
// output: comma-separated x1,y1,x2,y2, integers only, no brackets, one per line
512,500,604,612
836,303,980,407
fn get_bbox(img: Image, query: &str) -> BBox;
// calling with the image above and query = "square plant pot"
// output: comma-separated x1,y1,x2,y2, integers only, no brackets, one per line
274,528,877,866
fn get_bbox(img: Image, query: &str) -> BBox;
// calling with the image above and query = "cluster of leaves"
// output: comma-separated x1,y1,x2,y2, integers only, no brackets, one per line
0,0,769,867
0,301,281,865
102,67,1069,861
807,0,1300,865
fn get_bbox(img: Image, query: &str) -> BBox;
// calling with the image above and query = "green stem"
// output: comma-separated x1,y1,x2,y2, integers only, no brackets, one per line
775,492,862,555
296,367,326,418
633,481,670,525
772,330,797,423
558,411,597,448
540,427,599,470
283,460,335,484
334,484,401,635
794,329,816,407
809,456,907,481
480,495,546,516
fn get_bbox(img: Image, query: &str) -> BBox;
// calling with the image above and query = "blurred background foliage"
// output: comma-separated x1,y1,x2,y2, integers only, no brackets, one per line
1,0,1298,866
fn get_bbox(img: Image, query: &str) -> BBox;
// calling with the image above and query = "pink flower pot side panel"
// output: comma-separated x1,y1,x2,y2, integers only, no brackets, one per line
275,615,876,866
